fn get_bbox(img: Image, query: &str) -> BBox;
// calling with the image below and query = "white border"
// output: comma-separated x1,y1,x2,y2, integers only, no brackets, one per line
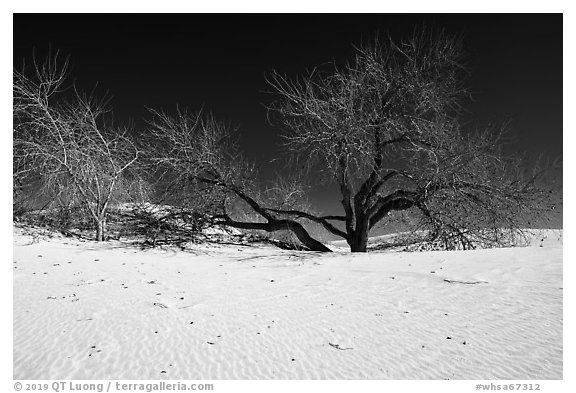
3,2,573,392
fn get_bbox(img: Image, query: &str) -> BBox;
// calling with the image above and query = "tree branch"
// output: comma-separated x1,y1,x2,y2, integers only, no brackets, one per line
264,208,348,239
368,190,420,229
214,214,332,252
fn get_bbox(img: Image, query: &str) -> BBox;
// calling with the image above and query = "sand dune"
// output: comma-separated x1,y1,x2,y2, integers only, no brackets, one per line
13,227,562,379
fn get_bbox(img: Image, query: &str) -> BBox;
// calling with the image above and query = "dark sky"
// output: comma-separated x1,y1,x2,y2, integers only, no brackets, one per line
13,13,563,215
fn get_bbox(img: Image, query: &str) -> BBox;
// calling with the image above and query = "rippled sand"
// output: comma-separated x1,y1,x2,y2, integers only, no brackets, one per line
13,227,562,379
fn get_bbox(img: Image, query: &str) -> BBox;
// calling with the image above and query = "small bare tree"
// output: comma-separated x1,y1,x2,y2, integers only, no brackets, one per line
145,108,333,251
266,30,554,252
13,54,140,241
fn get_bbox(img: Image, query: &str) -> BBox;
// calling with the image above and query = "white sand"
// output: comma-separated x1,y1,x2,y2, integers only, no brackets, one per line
13,226,562,379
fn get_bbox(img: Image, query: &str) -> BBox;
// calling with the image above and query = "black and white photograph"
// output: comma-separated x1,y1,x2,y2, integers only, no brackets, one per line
9,4,567,388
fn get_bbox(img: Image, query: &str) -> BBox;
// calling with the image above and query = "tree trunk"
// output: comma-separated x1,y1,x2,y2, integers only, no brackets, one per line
95,218,105,242
348,231,368,252
347,216,369,252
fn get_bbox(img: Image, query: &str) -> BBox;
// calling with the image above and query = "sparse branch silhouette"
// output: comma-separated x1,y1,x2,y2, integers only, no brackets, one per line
13,54,140,241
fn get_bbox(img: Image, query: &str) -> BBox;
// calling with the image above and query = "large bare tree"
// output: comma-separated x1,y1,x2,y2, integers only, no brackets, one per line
265,30,553,252
13,55,140,241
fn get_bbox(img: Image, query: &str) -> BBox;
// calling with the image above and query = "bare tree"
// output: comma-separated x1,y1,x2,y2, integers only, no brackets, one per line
266,30,554,252
13,54,140,241
145,108,333,251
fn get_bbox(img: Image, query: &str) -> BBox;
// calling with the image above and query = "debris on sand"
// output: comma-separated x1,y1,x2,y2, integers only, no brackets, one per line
329,342,353,351
443,279,488,285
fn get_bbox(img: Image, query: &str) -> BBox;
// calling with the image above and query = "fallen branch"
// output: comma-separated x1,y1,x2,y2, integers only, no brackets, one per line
443,279,488,285
329,342,353,350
